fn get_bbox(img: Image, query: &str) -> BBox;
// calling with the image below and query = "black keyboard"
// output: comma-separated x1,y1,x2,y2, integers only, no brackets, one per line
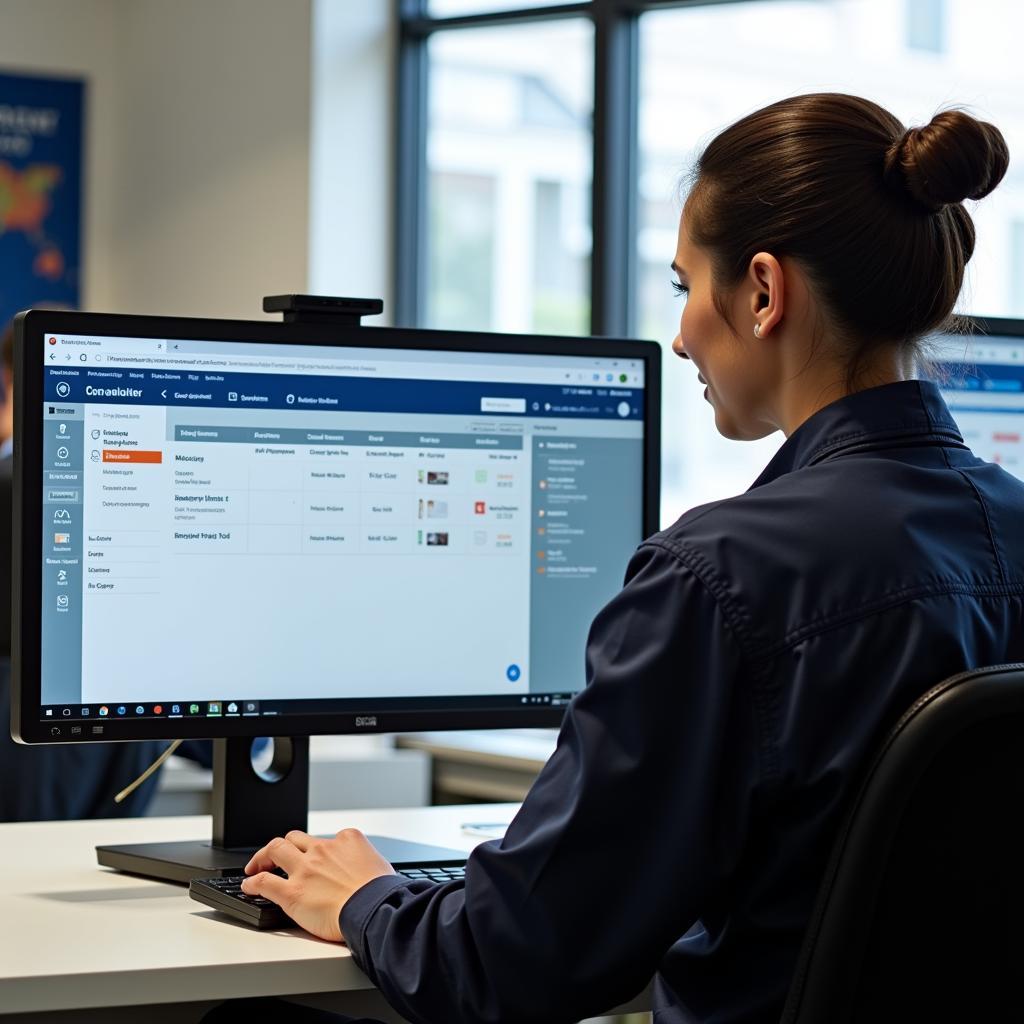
189,863,467,930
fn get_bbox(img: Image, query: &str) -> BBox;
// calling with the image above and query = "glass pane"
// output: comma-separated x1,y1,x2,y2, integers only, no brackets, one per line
639,0,1024,526
426,19,593,335
428,1,576,16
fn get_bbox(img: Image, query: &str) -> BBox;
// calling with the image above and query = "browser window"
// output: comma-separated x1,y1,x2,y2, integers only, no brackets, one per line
930,333,1024,481
39,334,646,719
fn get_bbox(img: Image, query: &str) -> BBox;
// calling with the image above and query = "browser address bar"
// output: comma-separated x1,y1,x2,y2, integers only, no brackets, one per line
96,351,585,385
104,352,388,374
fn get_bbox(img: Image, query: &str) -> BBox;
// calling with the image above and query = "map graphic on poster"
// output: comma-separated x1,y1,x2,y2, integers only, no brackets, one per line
0,71,83,329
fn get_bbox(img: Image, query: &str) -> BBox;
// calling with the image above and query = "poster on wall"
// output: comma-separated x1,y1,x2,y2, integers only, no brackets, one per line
0,71,84,331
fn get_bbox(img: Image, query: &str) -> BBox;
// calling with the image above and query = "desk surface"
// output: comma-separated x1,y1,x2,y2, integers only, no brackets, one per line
0,804,516,1015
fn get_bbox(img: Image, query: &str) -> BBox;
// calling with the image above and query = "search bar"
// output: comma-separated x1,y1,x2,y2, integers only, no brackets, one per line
481,397,526,414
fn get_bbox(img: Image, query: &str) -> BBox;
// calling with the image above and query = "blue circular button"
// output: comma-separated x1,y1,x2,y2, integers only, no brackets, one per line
506,664,521,682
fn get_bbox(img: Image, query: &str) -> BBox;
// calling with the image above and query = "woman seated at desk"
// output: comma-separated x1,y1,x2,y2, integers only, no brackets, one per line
228,94,1023,1023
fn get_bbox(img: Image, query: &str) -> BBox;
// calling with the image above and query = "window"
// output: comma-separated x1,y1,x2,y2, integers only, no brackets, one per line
906,0,946,53
1012,222,1024,319
399,0,1024,525
428,171,497,330
424,19,593,335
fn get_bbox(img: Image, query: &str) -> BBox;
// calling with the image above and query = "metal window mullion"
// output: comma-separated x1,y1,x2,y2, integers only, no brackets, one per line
591,0,639,337
395,0,430,327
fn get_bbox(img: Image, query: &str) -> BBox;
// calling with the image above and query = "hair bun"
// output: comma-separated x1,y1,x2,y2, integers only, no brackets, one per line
882,110,1009,213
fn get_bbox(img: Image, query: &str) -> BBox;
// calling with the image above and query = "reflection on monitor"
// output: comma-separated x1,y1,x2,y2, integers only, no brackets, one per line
928,319,1024,483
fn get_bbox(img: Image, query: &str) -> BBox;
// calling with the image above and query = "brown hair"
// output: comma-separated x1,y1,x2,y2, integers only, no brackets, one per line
686,93,1009,378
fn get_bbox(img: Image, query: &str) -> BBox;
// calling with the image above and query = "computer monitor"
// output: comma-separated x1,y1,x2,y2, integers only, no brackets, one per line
11,307,660,880
927,316,1024,483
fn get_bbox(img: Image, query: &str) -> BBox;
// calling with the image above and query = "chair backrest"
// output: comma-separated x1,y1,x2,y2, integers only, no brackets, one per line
780,664,1024,1024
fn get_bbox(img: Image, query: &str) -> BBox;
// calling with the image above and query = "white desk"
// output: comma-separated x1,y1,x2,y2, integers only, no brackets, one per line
1,805,649,1023
0,805,512,1023
2,806,647,1024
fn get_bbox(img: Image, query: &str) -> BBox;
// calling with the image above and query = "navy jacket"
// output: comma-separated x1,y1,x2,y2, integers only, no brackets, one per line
344,379,1024,1023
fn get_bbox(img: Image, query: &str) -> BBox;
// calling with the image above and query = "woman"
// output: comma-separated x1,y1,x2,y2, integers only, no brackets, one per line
235,95,1021,1023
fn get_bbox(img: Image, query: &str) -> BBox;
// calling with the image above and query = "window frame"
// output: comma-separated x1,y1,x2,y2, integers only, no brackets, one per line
395,0,747,335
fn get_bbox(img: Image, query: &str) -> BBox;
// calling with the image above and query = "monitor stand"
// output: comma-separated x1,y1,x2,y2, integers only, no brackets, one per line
96,736,469,884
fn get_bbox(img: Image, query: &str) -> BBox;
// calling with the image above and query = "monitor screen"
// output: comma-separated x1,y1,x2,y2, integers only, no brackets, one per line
928,318,1024,483
13,311,660,743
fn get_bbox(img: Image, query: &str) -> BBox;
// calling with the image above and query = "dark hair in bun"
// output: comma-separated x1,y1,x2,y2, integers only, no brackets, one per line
883,110,1009,213
686,94,1009,380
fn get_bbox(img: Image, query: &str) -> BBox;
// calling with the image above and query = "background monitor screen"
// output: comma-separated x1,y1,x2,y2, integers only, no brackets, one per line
13,311,660,743
928,318,1024,483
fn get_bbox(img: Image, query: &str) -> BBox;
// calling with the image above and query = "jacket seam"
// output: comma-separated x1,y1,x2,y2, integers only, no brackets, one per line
811,436,970,464
760,579,1024,659
805,424,962,466
939,444,1010,588
640,537,781,781
916,378,934,430
642,537,757,657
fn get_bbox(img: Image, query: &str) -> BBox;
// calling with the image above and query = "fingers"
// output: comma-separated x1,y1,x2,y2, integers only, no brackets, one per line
335,827,368,843
241,870,290,905
244,835,306,876
285,830,314,852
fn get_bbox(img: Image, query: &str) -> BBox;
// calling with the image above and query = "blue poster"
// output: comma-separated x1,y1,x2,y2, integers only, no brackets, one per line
0,71,84,330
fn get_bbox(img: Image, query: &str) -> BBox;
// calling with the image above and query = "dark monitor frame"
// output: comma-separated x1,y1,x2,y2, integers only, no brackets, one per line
932,315,1024,345
12,308,662,747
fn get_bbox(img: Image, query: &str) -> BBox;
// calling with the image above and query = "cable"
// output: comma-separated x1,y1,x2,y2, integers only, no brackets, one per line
114,739,183,804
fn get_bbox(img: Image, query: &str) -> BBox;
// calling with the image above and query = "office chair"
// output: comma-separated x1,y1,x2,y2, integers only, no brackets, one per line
780,663,1024,1024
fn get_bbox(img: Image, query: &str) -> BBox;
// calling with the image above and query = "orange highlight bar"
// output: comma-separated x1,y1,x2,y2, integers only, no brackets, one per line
102,450,163,464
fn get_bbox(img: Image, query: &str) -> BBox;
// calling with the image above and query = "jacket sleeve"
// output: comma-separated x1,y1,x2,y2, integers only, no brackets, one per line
340,541,766,1024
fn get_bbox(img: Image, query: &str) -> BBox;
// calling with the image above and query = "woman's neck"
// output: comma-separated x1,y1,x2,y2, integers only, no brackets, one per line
776,349,914,437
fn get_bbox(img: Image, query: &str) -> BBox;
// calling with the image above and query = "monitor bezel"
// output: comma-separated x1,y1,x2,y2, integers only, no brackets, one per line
12,308,662,744
929,315,1024,348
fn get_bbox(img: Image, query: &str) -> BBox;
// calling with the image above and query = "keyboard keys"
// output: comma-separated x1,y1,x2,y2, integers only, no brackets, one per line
189,862,467,930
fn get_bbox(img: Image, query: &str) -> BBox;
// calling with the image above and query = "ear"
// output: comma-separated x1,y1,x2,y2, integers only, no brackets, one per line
746,252,784,338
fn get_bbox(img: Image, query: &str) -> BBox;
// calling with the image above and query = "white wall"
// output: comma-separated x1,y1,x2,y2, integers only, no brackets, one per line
108,0,313,319
0,0,120,311
0,0,318,321
309,0,395,324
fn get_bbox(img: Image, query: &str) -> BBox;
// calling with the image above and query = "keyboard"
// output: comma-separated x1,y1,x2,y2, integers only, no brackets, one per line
189,863,467,929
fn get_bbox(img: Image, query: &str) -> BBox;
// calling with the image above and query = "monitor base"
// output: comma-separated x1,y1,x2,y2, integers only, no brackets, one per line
96,835,470,885
96,737,468,883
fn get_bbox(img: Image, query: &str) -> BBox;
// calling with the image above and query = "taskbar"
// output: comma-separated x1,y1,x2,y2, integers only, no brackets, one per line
39,691,574,723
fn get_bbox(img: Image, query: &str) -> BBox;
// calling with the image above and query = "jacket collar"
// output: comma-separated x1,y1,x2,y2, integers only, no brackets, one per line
750,380,965,490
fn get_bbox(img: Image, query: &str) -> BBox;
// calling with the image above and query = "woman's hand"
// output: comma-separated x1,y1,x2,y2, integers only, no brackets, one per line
241,828,397,941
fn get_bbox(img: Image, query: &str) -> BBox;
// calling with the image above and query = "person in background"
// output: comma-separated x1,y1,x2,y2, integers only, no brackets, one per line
0,319,215,820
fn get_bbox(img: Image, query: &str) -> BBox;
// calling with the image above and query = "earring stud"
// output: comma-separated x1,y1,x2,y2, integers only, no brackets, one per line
753,323,761,338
